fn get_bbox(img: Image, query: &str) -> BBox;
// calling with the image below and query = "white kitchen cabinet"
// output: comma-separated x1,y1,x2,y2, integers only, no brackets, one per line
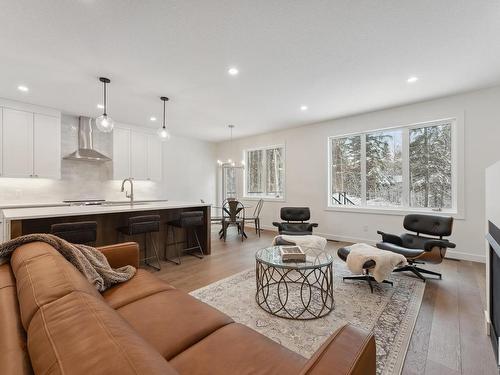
3,108,34,177
2,108,61,179
33,114,61,178
112,127,131,180
147,135,163,181
130,131,148,180
112,126,162,181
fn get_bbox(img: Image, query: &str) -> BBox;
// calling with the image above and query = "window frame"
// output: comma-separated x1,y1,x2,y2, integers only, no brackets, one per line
243,144,286,201
327,118,462,217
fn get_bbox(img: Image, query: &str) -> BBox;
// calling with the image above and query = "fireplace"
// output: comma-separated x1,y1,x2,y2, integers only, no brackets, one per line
487,220,500,366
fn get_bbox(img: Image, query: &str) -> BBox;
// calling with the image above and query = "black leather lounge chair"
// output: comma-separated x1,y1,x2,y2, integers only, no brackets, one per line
272,207,318,235
376,214,456,281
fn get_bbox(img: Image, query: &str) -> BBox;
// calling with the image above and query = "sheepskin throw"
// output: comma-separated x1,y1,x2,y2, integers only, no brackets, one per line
345,243,407,282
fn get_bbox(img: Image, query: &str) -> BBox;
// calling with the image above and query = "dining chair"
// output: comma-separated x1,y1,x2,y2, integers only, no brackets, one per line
222,200,246,241
244,199,264,237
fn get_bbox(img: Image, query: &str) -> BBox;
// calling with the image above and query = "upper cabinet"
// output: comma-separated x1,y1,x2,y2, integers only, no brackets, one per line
33,114,61,179
147,135,163,181
1,107,61,179
112,127,131,180
130,131,148,180
2,108,33,177
112,126,163,181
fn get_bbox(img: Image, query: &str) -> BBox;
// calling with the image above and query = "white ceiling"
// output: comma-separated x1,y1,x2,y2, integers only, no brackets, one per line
1,0,499,142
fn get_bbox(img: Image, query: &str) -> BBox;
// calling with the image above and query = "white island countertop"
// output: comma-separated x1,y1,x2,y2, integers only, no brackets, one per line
2,201,210,220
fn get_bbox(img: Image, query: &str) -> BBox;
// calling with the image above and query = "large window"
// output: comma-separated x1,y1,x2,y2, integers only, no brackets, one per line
328,119,456,212
245,145,285,199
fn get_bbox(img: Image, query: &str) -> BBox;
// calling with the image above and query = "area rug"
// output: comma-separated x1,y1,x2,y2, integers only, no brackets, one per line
191,260,425,375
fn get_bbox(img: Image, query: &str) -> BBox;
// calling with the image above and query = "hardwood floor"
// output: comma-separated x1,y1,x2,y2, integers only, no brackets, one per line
150,227,498,374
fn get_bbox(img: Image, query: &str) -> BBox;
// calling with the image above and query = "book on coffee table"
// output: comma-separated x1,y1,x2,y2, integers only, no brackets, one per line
279,245,306,262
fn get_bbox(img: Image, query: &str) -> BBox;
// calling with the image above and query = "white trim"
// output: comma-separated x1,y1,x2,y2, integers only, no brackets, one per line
324,205,464,219
327,117,463,216
243,143,286,200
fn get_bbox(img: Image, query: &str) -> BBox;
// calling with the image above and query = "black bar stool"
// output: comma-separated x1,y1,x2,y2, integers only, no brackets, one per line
50,221,97,245
118,215,161,271
165,211,204,265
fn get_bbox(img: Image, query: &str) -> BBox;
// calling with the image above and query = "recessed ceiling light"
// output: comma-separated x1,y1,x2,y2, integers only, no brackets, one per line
407,76,418,83
300,105,308,111
97,104,104,109
17,85,29,92
150,116,157,121
228,67,239,76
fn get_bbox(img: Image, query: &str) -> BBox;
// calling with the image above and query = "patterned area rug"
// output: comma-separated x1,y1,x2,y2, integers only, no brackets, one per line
191,259,425,375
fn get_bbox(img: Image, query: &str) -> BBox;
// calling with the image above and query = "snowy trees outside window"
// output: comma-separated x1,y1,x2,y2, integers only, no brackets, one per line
245,146,285,199
329,120,454,211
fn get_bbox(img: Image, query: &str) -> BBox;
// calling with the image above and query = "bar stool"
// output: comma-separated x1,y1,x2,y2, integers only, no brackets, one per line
117,215,161,271
50,221,97,245
165,211,204,265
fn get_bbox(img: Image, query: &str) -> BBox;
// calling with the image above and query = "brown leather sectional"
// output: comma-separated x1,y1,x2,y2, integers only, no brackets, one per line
0,241,376,375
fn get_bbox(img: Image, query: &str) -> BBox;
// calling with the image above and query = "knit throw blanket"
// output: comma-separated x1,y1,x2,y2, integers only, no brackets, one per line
0,234,136,292
345,243,407,283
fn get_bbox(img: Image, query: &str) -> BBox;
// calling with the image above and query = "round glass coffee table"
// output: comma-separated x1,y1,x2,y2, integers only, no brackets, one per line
255,246,334,320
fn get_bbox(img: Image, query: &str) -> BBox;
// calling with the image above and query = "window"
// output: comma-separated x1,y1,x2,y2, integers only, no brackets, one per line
244,145,285,199
222,166,237,199
328,119,456,212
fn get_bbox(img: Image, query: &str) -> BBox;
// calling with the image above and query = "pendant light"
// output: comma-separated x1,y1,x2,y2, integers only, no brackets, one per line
217,125,244,168
157,96,171,141
95,77,114,133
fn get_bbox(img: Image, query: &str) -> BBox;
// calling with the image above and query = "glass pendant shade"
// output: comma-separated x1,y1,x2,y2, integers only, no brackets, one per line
158,96,171,141
96,77,114,133
96,114,114,133
157,126,170,141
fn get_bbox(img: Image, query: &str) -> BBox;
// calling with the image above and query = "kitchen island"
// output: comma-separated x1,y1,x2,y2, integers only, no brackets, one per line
2,201,212,255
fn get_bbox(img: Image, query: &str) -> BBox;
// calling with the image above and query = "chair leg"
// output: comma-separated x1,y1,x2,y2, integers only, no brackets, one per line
255,219,258,235
393,264,441,281
186,229,204,259
165,225,181,265
257,218,261,237
145,232,161,271
343,272,393,293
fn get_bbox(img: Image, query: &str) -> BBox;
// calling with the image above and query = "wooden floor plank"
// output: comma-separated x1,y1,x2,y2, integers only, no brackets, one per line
425,260,462,372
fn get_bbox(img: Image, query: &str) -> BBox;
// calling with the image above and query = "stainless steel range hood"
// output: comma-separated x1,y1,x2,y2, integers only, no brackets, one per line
63,117,111,162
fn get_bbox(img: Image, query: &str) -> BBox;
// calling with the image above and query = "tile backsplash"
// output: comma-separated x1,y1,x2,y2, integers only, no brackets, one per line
0,114,165,205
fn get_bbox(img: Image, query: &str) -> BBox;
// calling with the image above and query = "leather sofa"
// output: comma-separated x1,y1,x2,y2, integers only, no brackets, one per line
0,241,376,375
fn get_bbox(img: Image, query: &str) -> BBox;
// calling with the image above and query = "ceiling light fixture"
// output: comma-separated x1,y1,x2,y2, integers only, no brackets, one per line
95,77,114,133
157,96,171,141
228,67,239,76
407,76,418,83
150,116,157,121
97,104,104,109
17,85,29,92
218,125,244,168
300,105,308,111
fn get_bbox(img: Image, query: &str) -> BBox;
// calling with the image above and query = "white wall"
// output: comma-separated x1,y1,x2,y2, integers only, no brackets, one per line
163,135,217,203
0,113,216,205
216,85,500,262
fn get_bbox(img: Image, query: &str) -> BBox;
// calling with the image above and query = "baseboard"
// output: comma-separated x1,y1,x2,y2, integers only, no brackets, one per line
244,224,485,263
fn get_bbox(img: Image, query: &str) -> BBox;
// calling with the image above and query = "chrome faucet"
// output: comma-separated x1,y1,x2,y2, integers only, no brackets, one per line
121,178,134,204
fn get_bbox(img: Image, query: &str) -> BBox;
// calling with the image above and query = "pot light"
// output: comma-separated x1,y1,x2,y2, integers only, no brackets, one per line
17,85,29,92
407,76,418,83
150,116,157,122
97,104,104,109
228,67,239,76
300,105,308,111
